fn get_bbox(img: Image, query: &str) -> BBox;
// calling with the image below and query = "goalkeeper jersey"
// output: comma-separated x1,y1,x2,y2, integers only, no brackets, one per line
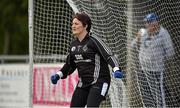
60,33,119,88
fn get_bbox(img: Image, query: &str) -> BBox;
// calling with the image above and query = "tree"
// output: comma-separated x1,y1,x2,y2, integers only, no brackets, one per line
0,0,28,55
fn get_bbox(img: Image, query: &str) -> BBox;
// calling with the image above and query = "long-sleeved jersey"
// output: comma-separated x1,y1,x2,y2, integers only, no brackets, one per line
60,33,119,88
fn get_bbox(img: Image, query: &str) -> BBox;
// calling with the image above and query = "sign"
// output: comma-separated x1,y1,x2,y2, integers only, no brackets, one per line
33,64,78,106
0,64,30,107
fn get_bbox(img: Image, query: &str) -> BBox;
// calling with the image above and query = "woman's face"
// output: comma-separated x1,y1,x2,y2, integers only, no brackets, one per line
72,18,86,37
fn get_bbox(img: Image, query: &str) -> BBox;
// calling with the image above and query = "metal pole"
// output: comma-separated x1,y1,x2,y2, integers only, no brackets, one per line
28,0,34,107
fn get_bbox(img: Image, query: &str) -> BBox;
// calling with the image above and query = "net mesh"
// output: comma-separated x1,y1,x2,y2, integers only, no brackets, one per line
32,0,180,107
33,0,74,63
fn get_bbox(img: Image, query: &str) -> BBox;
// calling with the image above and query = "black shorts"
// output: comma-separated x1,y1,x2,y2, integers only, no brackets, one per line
70,81,110,107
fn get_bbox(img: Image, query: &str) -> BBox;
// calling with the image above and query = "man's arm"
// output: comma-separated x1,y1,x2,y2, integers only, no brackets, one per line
163,29,174,58
131,28,146,50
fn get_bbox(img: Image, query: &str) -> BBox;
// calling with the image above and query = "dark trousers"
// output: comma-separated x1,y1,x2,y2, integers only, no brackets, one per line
70,82,110,108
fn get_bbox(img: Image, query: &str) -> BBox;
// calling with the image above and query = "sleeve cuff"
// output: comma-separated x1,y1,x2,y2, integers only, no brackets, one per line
113,67,120,72
57,71,63,78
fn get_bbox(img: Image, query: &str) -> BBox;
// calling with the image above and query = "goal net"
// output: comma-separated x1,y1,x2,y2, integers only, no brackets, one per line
29,0,180,107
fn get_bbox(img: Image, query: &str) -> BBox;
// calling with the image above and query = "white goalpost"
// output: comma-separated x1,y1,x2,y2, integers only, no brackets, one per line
29,0,180,107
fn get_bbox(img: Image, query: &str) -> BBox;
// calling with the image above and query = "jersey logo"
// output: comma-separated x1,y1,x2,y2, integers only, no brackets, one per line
83,45,88,52
71,46,76,52
78,45,82,51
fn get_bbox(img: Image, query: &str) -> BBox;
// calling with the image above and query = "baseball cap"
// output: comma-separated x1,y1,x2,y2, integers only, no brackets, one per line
143,13,159,23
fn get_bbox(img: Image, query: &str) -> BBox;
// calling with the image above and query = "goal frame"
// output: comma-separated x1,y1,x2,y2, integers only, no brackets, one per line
28,0,33,107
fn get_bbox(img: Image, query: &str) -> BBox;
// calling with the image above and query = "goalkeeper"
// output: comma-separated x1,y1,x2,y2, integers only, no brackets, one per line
131,13,174,107
51,12,123,107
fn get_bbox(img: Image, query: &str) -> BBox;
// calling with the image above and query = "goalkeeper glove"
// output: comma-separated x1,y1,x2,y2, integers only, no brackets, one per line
51,74,60,84
51,71,63,84
112,70,123,78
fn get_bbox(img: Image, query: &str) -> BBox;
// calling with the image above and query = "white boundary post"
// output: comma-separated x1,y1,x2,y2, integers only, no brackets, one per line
28,0,34,107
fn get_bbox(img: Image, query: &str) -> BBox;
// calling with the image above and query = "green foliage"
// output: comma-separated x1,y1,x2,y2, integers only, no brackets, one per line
0,0,28,55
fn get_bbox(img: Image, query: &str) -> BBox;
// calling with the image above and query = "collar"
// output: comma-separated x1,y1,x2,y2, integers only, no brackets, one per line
77,32,90,43
148,26,161,37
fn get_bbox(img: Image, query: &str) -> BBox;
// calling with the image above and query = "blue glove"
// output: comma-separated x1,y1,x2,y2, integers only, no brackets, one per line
112,70,123,78
51,74,60,84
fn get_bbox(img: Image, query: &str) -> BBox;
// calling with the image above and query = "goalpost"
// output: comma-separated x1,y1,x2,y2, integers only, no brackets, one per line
29,0,180,107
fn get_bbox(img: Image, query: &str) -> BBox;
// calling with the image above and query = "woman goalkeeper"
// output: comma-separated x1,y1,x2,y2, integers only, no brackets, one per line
51,12,123,107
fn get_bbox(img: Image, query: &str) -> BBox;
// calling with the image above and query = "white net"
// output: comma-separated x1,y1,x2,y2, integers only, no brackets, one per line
31,0,180,107
32,0,76,107
33,0,74,63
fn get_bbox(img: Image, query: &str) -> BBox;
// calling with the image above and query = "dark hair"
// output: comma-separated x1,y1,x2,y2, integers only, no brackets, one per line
73,12,92,32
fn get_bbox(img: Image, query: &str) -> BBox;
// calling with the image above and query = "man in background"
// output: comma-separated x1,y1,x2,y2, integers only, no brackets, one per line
131,13,174,107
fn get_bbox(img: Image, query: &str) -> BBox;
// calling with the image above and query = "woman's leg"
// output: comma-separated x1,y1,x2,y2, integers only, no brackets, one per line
70,87,89,107
87,82,109,107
